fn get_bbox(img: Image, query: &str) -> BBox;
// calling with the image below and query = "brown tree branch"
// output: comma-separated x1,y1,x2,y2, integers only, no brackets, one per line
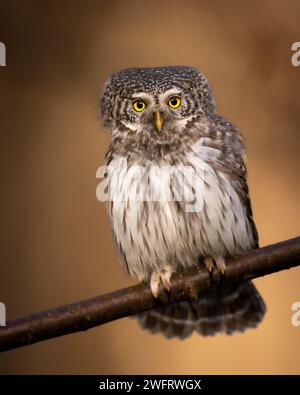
0,236,300,352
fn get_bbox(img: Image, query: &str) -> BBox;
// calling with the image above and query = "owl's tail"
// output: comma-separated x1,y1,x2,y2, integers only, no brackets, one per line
136,281,266,339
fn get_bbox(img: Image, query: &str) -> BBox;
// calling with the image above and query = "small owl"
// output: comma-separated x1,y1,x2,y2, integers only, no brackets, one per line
100,66,266,338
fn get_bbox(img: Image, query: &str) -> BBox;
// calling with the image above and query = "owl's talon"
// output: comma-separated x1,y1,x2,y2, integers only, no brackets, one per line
215,255,226,275
204,256,214,273
150,266,174,299
160,268,172,291
204,255,226,277
150,272,161,299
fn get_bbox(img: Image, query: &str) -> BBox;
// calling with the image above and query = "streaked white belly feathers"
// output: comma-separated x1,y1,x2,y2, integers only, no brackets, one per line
107,145,254,281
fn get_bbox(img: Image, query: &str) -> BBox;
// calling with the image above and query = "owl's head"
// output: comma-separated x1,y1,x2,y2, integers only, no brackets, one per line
100,66,215,141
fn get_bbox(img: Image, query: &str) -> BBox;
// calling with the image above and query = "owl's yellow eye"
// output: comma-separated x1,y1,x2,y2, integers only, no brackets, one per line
133,100,146,112
168,96,181,109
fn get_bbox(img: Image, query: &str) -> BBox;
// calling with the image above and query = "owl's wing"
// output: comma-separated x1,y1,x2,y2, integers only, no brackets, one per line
195,114,259,249
235,162,259,249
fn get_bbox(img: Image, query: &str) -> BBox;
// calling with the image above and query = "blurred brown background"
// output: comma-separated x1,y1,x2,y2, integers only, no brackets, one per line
0,0,300,374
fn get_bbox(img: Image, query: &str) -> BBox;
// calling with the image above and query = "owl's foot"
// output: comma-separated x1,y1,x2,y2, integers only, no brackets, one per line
204,256,214,273
215,255,226,275
150,265,174,299
204,255,226,278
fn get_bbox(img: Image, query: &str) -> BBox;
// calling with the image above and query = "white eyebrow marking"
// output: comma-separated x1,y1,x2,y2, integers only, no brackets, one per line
159,88,182,101
132,92,153,101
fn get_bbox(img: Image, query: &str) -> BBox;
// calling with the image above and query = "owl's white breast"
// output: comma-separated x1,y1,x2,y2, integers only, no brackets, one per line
106,143,255,281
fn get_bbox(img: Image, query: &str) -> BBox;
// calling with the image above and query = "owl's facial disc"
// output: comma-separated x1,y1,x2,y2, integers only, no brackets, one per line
130,88,186,133
100,66,216,135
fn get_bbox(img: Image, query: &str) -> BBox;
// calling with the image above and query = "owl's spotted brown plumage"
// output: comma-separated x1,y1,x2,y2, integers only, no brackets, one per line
100,66,266,338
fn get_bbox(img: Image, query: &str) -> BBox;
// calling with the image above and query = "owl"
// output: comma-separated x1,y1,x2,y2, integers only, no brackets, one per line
100,66,266,338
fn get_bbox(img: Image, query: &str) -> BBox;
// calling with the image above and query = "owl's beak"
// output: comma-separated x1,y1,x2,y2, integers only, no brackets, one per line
154,112,163,132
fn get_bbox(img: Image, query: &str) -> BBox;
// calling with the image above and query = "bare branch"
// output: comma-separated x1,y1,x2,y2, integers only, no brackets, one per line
0,237,300,352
